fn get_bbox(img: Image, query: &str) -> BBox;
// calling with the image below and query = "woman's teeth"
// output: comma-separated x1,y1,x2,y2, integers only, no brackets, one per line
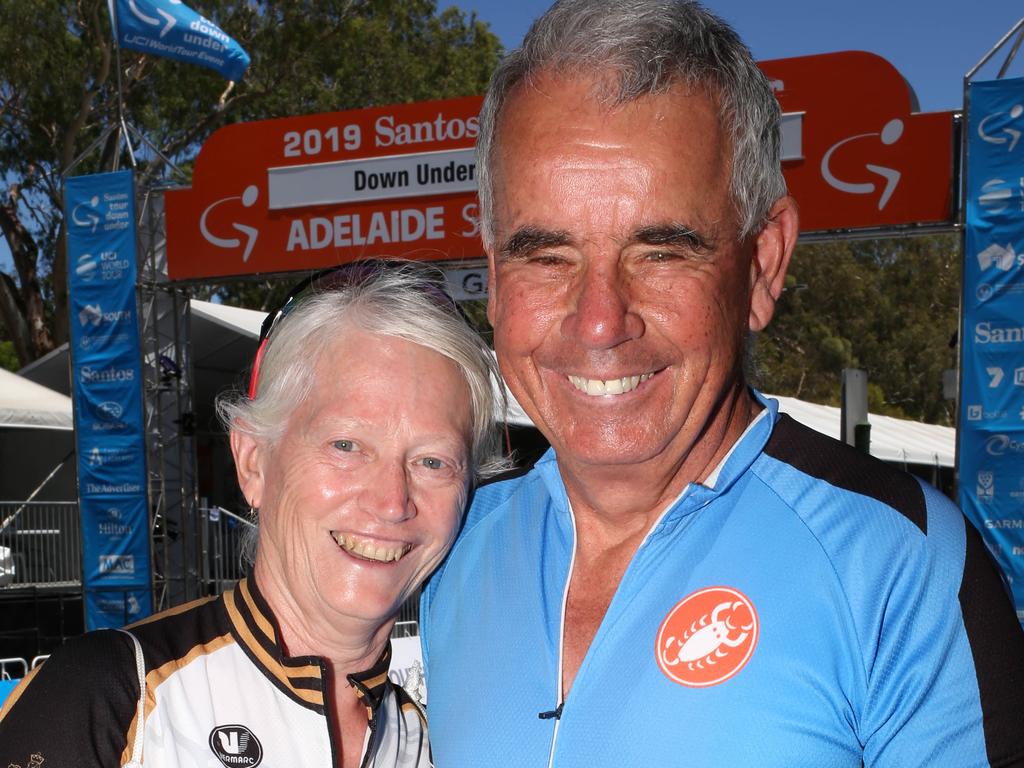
332,532,410,563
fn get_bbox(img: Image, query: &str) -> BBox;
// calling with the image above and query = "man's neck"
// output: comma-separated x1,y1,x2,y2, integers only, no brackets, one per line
556,386,762,696
558,386,760,533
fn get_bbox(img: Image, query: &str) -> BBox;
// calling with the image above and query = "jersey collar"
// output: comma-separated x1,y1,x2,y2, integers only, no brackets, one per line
224,575,393,714
531,389,780,528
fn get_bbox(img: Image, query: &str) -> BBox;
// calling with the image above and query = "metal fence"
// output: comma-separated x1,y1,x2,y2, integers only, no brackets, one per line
0,502,81,589
197,505,253,595
0,500,421,635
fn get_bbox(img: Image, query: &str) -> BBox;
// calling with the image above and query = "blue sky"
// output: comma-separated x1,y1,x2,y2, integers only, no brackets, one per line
455,0,1024,113
2,1,1021,278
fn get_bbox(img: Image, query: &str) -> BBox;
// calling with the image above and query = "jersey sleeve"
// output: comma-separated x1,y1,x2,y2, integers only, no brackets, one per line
862,482,1024,767
0,630,140,768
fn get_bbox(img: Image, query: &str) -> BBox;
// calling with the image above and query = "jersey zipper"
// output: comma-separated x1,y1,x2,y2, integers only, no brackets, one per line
545,500,578,768
319,659,345,768
544,486,693,768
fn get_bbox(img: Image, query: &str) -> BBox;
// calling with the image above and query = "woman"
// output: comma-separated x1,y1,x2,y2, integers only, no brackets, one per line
0,260,504,767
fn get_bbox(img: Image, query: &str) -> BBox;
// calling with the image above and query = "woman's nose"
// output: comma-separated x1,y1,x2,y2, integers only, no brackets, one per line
360,460,416,523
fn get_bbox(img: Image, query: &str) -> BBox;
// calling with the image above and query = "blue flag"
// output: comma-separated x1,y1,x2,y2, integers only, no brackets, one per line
111,0,250,82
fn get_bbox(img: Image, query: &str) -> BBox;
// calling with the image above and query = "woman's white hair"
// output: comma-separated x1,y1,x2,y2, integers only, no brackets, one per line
216,260,507,480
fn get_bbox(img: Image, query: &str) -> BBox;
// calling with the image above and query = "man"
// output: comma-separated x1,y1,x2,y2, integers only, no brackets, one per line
421,1,1024,766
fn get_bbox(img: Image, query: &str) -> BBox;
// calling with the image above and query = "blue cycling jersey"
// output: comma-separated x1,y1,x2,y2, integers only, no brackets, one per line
422,396,1024,767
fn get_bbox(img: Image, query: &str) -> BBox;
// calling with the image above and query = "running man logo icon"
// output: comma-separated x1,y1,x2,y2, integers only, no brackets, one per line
655,586,758,687
199,185,260,263
978,104,1023,153
820,119,904,210
71,196,101,233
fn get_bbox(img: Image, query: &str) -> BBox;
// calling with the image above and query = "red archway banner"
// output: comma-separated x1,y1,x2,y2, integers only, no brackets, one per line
165,51,955,280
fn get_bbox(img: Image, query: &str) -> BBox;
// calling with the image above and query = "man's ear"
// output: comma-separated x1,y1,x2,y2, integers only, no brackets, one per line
230,427,265,509
748,195,799,332
486,246,498,326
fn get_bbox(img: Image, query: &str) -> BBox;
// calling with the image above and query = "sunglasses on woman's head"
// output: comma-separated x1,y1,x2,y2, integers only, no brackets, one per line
247,258,462,399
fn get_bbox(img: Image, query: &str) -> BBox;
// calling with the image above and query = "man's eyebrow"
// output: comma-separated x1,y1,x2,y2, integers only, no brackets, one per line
630,223,714,253
498,226,574,258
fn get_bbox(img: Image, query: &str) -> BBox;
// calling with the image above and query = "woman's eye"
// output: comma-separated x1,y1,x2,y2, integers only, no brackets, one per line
420,457,445,470
333,439,356,452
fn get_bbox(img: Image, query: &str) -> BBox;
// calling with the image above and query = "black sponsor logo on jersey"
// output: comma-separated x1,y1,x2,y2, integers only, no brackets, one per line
209,724,263,768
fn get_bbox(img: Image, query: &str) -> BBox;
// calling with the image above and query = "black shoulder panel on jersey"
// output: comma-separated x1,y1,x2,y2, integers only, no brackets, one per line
763,414,927,534
127,594,228,672
0,629,138,768
958,519,1024,766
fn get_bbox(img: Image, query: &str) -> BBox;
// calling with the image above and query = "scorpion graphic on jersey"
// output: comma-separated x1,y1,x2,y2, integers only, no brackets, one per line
659,599,755,671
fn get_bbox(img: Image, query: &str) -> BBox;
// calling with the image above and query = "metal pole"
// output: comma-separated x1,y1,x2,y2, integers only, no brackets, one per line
105,0,137,170
965,18,1024,81
996,27,1024,79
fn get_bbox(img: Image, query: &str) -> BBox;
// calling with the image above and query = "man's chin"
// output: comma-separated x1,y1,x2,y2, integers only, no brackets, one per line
545,425,672,470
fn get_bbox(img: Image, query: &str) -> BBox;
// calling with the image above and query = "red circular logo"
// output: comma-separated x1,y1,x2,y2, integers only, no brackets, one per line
655,586,758,687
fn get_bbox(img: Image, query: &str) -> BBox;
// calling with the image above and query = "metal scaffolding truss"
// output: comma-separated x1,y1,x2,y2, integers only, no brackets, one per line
136,187,201,610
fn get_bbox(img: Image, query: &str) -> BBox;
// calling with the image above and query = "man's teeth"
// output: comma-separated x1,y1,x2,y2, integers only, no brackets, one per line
332,532,410,563
568,373,653,396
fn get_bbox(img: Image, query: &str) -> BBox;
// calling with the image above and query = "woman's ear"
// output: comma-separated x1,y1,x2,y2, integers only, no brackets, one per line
231,428,265,509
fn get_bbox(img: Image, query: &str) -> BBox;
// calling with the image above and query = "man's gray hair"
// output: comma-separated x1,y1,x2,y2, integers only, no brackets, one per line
476,0,787,247
216,261,507,481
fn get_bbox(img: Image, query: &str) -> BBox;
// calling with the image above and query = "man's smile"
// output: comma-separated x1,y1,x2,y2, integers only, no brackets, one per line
567,372,655,396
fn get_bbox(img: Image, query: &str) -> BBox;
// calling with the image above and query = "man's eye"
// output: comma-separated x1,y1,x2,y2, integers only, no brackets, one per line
420,456,445,470
333,439,356,452
527,253,567,266
645,250,678,262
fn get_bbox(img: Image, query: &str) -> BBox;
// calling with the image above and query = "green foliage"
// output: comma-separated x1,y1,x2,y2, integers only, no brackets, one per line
236,1,500,119
0,0,503,364
0,340,17,372
751,234,961,425
459,298,492,346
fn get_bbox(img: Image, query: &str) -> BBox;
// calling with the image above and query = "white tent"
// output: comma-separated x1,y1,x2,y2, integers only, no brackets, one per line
0,369,75,501
190,301,956,469
0,367,73,431
16,300,957,469
770,395,954,468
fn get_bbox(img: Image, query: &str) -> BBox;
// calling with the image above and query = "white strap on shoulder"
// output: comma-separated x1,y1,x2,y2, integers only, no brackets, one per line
116,628,146,768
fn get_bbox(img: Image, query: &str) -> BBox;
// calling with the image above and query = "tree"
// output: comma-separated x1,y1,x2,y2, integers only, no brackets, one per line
751,234,961,425
0,0,501,367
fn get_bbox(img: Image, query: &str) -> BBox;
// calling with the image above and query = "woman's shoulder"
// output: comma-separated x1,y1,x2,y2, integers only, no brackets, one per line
0,629,140,767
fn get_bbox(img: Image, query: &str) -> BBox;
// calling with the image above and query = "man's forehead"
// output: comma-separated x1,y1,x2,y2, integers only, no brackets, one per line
492,74,727,177
499,69,719,127
489,75,733,217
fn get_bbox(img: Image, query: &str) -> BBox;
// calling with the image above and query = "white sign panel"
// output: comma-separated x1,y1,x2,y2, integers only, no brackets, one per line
780,112,804,161
444,266,489,301
389,634,427,705
268,148,477,210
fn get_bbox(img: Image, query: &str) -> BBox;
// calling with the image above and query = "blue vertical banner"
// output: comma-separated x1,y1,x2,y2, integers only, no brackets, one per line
961,77,1024,625
65,170,153,629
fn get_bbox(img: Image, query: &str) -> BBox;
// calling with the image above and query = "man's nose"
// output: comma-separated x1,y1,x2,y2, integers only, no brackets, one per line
562,261,644,349
361,460,416,523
